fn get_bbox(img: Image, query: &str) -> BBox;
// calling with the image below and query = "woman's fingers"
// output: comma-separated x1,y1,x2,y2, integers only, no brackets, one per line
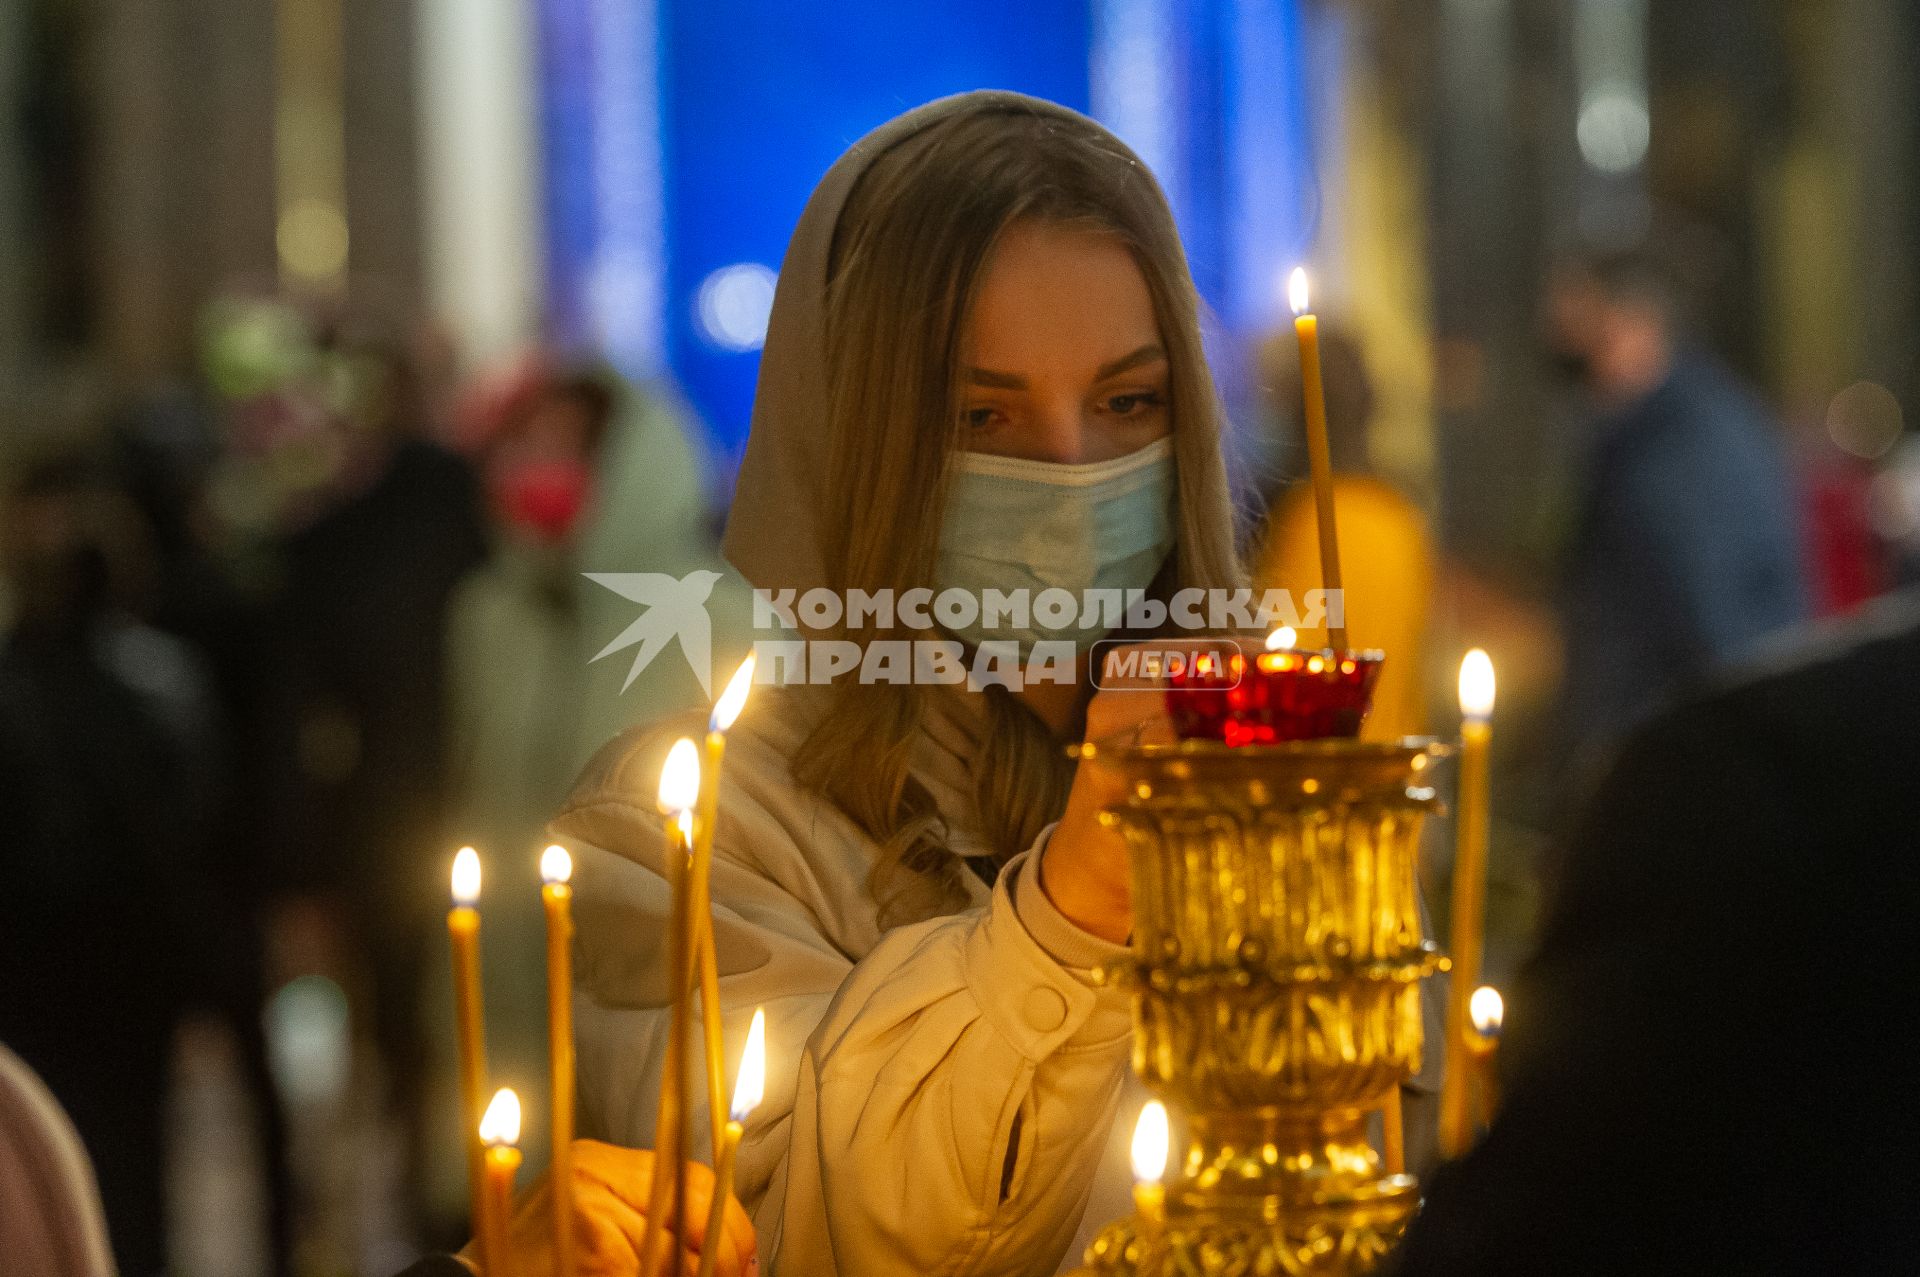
570,1142,756,1276
713,1190,757,1276
638,1161,756,1277
571,1137,654,1191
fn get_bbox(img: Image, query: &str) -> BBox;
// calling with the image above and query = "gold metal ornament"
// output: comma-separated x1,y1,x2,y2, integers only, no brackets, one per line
1074,737,1447,1277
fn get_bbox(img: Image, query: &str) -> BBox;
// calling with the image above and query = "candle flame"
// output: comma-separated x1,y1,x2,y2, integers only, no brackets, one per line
1130,1100,1169,1184
1458,648,1496,720
1264,625,1298,652
657,737,702,814
1288,267,1311,317
540,844,573,885
451,847,481,907
731,1007,767,1122
1470,985,1504,1035
479,1087,521,1147
710,653,757,734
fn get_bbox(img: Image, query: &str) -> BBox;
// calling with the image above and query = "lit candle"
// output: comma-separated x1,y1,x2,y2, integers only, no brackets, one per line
1131,1100,1170,1235
1468,985,1504,1129
693,656,756,1163
1166,622,1383,746
447,848,491,1250
1289,267,1348,653
478,1088,522,1277
541,845,578,1277
639,740,702,1277
1440,649,1496,1157
695,1007,765,1277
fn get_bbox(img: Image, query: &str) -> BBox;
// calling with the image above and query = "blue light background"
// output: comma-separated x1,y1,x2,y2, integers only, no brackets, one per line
537,0,1322,480
663,0,1093,469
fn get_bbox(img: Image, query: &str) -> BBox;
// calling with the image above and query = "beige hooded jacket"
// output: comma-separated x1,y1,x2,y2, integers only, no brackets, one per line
558,682,1140,1276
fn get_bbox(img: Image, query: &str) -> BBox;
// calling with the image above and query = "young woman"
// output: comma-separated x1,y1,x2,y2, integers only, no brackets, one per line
558,90,1242,1275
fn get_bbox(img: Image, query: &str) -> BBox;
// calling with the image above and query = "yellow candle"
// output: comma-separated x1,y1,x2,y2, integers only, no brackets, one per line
1440,650,1496,1157
479,1088,523,1277
1468,985,1504,1129
541,845,578,1277
1382,1087,1406,1176
1130,1100,1170,1237
447,848,491,1250
692,656,756,1163
640,741,702,1277
695,1007,765,1277
1289,267,1348,653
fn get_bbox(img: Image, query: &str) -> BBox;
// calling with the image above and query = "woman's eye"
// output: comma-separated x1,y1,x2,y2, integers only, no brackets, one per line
1104,391,1165,417
963,407,1001,430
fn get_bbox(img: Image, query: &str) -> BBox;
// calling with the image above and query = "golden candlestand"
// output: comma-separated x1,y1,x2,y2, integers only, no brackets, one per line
1074,737,1447,1277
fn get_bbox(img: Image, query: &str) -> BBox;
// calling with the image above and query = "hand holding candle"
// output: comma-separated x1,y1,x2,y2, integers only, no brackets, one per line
696,1006,766,1277
1440,650,1496,1157
541,845,578,1277
463,1141,758,1277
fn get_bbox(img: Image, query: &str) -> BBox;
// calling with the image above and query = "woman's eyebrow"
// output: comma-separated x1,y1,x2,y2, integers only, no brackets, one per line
966,343,1168,390
1094,343,1167,380
967,366,1027,389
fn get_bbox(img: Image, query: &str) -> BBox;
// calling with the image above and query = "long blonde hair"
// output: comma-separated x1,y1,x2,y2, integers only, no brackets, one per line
793,101,1243,925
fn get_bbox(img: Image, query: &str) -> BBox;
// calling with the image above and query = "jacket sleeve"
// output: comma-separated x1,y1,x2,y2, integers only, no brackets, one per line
776,851,1131,1276
562,785,1131,1277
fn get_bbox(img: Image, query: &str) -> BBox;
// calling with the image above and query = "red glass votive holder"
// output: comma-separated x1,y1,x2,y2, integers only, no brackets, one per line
1166,646,1384,746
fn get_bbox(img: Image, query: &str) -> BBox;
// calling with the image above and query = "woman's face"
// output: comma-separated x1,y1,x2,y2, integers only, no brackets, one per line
958,220,1171,465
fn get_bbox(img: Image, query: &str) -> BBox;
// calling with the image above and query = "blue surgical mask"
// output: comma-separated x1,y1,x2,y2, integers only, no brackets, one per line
934,437,1177,652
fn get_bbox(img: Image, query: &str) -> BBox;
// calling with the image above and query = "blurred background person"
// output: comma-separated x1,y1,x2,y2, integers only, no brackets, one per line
0,445,222,1275
249,310,489,1249
1542,244,1810,792
1252,319,1435,741
1395,591,1920,1275
105,384,298,1275
427,354,748,1234
195,295,492,1255
1792,381,1893,616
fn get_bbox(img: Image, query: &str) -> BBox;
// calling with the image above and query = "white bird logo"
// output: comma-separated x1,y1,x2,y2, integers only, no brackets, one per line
585,569,725,695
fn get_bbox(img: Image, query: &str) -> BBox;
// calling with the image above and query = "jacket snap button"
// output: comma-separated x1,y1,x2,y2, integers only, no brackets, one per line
1023,987,1069,1034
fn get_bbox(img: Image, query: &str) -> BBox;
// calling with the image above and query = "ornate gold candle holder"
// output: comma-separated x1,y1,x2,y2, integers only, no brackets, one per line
1075,737,1446,1277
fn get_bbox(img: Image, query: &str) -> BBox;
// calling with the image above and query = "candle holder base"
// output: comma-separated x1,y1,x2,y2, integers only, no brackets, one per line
1083,1178,1420,1277
1072,737,1447,1277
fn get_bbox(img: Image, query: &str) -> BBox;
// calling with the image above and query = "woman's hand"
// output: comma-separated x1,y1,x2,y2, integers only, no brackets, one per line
1042,637,1265,944
1038,643,1184,944
459,1140,757,1277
